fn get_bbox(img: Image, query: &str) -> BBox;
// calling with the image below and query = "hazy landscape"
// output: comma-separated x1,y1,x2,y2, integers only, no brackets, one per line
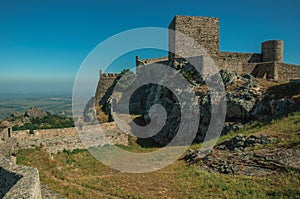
0,94,72,121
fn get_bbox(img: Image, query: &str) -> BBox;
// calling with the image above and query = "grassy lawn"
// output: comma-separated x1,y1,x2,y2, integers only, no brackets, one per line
16,112,300,199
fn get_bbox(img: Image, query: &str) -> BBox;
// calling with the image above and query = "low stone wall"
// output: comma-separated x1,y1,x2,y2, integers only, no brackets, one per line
242,62,300,81
11,130,30,140
12,122,128,154
0,122,128,198
0,153,42,199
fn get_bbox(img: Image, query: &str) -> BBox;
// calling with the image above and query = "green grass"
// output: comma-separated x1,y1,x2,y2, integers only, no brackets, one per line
188,111,300,151
16,147,300,199
215,111,300,146
16,112,300,199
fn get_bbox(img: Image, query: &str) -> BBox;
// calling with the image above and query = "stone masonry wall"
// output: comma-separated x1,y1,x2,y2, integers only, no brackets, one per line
262,40,284,62
169,15,219,60
242,62,300,81
276,63,300,81
0,166,22,198
12,122,128,154
95,72,119,106
215,52,262,73
242,63,260,75
250,62,276,79
0,122,127,198
0,153,42,199
131,15,300,83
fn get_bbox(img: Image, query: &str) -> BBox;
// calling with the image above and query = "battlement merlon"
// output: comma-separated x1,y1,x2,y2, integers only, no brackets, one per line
135,55,169,74
135,55,169,66
99,70,120,78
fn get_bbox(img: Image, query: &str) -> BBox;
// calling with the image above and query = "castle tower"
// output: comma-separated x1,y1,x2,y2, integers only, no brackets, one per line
261,40,284,63
168,15,220,61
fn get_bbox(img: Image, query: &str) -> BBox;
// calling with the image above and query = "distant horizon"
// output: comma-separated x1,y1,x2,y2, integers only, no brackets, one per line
0,91,72,97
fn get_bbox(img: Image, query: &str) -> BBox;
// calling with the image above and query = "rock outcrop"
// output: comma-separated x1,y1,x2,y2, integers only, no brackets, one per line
215,134,279,151
108,59,298,146
185,145,300,176
24,107,48,119
184,132,299,176
137,64,297,145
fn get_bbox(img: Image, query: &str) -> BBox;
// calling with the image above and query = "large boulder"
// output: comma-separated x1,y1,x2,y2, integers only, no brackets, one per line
251,95,295,119
275,99,295,115
221,71,262,121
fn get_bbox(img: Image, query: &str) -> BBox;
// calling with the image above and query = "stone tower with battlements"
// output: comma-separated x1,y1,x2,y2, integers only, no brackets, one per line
168,15,220,60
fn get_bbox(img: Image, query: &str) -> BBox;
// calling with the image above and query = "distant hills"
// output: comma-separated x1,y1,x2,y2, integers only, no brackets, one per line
0,94,72,121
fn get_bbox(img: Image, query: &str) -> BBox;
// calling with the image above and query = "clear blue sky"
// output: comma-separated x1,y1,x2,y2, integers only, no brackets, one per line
0,0,299,94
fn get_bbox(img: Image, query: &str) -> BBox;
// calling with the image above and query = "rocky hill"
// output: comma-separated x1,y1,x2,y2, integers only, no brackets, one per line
105,60,300,146
0,107,74,133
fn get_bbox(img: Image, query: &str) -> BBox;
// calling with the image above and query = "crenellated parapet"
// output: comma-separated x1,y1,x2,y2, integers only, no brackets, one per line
95,70,121,107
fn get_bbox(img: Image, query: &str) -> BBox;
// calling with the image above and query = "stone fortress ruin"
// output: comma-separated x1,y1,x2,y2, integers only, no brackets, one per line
138,15,300,80
95,15,300,105
1,15,300,198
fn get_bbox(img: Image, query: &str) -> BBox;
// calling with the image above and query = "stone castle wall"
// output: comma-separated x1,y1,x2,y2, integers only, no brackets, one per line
250,62,277,79
95,71,120,106
11,122,128,154
0,153,42,199
215,52,262,73
0,122,127,198
276,63,300,81
242,62,300,81
96,15,299,108
262,40,284,62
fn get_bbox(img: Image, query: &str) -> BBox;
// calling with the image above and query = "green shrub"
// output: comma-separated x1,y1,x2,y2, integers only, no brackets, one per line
12,114,74,132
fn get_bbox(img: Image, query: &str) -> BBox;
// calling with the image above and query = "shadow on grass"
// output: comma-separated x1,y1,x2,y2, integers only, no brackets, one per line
130,116,163,148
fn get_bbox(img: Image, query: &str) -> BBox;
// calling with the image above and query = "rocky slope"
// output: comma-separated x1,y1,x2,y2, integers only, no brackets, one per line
96,60,300,147
184,110,300,177
138,63,298,145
